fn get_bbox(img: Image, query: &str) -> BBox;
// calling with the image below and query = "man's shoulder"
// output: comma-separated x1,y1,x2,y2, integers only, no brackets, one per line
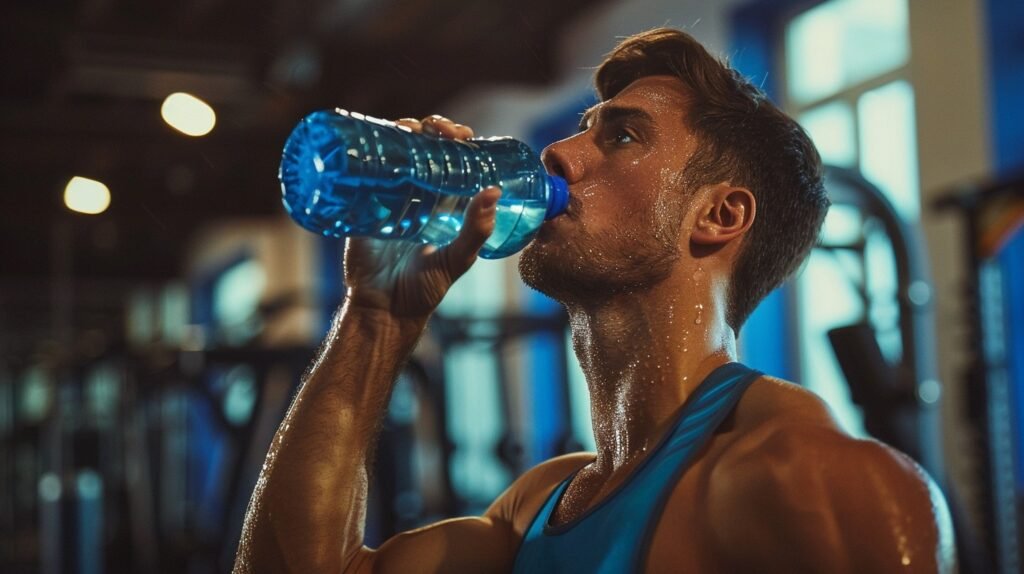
737,373,840,428
716,374,936,517
703,376,953,572
511,451,595,494
713,414,930,505
485,452,594,534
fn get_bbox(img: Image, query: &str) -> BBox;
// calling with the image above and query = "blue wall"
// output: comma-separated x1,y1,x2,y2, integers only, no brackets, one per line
985,0,1024,487
986,0,1024,175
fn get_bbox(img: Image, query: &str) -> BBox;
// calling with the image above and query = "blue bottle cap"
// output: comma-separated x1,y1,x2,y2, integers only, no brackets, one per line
544,175,569,220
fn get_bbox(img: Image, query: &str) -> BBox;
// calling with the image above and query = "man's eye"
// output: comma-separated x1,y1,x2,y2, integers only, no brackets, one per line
612,130,635,145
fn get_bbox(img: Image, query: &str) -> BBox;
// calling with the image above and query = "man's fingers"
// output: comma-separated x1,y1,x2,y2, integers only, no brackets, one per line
395,115,474,140
421,115,452,136
422,115,474,140
395,118,423,133
442,186,501,279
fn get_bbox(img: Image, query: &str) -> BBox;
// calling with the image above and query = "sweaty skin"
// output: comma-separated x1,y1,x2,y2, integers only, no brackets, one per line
234,81,955,573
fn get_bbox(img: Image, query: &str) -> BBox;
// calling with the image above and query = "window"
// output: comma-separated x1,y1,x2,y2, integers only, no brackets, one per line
785,0,910,106
212,257,266,345
437,260,511,508
444,343,510,509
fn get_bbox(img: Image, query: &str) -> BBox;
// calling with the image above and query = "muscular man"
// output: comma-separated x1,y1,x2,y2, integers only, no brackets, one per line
234,28,955,573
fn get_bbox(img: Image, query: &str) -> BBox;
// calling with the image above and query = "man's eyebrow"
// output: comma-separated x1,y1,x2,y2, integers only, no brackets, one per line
578,105,655,131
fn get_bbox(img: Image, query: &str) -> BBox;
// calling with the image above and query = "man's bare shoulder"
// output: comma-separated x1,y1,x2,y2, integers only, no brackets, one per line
736,374,841,430
485,452,595,535
704,375,955,573
709,374,845,461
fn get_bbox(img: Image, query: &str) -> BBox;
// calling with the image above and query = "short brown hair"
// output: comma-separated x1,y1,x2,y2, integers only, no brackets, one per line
596,28,829,332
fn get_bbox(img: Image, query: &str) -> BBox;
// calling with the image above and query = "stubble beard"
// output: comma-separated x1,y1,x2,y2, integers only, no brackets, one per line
518,215,684,305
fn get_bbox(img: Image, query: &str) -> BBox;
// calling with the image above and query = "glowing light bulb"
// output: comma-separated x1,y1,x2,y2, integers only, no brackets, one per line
64,176,111,215
161,92,216,136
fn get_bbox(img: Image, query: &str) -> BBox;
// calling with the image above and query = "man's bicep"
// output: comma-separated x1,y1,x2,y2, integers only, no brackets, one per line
350,515,518,574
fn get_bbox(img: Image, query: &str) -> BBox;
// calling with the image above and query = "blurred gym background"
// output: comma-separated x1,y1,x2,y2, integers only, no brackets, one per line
1,0,1021,572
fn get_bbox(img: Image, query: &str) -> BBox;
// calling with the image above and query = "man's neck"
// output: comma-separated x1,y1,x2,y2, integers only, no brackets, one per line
566,275,737,476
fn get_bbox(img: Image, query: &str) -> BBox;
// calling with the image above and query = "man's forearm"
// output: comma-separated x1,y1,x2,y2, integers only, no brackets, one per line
234,300,428,573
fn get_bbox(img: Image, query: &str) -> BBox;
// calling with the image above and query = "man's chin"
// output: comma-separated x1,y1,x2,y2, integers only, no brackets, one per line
518,236,680,304
517,240,569,300
518,241,548,284
517,240,608,303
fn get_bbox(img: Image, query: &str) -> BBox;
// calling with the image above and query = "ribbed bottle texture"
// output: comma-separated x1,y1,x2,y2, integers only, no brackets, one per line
279,109,568,259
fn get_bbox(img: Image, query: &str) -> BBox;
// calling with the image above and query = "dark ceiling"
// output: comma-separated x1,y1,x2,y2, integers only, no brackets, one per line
0,0,606,363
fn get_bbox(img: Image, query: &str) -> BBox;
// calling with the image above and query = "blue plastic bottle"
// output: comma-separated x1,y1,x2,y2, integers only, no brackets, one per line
279,109,569,259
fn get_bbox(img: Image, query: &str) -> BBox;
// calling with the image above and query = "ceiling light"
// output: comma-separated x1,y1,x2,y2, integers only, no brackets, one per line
161,92,216,136
64,176,111,215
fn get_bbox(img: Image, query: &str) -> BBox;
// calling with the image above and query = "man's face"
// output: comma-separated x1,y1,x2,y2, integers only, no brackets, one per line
519,75,702,302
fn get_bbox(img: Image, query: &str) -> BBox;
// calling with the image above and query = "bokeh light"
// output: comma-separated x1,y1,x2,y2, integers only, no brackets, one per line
64,176,111,215
160,92,216,136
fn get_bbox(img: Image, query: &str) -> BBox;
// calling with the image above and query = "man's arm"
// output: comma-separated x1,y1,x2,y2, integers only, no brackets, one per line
233,115,514,573
233,304,424,573
234,305,588,574
709,426,956,574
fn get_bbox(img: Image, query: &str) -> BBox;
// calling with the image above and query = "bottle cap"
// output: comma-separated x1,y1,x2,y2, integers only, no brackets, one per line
544,175,569,220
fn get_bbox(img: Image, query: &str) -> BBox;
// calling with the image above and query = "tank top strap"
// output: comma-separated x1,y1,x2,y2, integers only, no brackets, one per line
655,362,762,461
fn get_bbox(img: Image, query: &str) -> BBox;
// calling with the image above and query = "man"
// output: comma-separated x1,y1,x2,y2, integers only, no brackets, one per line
234,28,955,573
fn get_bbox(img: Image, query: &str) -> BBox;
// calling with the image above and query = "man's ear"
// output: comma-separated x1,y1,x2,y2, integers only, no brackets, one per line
691,184,756,246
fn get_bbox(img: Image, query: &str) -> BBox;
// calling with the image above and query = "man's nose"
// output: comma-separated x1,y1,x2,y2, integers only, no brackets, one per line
541,139,583,184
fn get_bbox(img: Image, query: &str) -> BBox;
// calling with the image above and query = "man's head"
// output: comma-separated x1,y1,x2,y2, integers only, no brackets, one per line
520,28,828,332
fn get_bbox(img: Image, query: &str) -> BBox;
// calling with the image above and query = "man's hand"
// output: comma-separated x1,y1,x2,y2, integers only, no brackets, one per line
344,115,501,319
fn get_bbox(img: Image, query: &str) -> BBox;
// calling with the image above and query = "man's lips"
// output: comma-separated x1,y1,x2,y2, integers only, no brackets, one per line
537,206,572,240
561,193,581,219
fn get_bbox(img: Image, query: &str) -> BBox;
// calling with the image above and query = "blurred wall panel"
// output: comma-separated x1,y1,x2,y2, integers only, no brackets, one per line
186,214,321,346
909,0,992,536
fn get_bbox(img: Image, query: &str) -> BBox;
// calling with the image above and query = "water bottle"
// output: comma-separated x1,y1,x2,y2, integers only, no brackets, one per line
278,109,569,259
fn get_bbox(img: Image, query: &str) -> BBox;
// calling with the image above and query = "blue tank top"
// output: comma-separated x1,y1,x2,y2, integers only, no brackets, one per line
511,362,761,574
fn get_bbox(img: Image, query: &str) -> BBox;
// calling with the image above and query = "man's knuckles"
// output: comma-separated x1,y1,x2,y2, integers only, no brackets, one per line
394,115,473,140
